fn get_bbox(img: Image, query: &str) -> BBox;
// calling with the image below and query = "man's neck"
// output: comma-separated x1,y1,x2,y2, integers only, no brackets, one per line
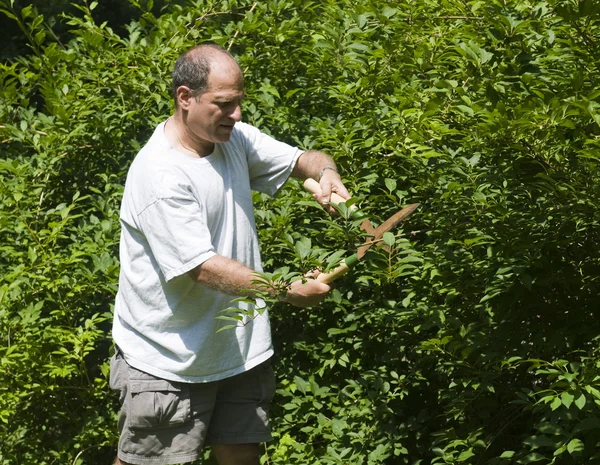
164,116,214,158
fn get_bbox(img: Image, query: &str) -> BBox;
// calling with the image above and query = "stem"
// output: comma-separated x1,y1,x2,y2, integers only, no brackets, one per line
437,15,483,20
227,2,258,51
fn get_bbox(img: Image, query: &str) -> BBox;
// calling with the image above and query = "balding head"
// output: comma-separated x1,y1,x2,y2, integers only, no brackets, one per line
171,43,242,106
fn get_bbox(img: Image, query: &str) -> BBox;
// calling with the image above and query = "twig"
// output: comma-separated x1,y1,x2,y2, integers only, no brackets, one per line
44,20,66,51
437,15,483,20
174,10,236,46
71,450,84,465
227,2,258,51
361,236,388,248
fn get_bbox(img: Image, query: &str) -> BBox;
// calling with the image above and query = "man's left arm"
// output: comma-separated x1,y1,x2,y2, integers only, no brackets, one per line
291,150,351,214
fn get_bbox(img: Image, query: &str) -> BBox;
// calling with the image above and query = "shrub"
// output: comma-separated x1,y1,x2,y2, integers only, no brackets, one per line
1,0,599,463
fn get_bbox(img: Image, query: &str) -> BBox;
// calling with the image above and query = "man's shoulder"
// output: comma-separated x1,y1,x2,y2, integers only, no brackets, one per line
127,146,177,185
123,142,194,210
129,124,190,178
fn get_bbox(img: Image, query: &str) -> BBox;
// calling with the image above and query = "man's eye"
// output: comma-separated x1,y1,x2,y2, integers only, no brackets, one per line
216,100,242,110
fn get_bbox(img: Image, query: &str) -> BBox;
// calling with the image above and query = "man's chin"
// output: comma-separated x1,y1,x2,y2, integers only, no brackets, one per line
216,127,234,141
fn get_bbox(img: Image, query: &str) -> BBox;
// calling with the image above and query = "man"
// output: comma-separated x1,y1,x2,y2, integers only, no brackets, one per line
110,43,350,465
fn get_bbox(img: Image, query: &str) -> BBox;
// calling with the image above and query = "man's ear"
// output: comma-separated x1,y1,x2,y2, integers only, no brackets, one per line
176,86,194,109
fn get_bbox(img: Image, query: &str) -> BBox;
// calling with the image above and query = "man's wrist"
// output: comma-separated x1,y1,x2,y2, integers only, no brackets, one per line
319,166,338,181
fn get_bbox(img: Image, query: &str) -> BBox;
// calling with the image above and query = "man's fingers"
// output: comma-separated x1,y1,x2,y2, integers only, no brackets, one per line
321,184,332,203
305,269,321,279
334,183,351,200
284,277,332,307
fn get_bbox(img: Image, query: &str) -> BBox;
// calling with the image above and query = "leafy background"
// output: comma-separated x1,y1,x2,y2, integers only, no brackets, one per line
1,0,600,464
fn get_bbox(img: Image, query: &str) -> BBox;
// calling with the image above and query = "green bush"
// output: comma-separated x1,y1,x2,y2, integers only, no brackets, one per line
1,0,600,464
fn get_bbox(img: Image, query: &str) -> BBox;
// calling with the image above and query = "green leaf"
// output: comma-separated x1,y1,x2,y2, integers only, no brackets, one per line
382,7,396,18
561,391,574,408
457,450,475,461
294,376,308,395
567,438,584,455
21,4,33,18
347,42,370,52
585,385,600,400
574,392,586,410
384,178,397,192
517,452,545,464
575,416,600,432
294,237,312,259
536,422,564,435
523,435,557,449
382,232,395,247
456,105,475,116
402,292,415,308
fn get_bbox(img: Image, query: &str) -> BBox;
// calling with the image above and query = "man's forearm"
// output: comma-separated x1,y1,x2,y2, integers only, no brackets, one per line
188,255,265,297
291,150,337,181
188,254,332,307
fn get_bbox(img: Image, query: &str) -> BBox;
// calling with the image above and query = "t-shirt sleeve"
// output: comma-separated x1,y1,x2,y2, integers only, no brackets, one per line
136,184,216,282
240,123,302,196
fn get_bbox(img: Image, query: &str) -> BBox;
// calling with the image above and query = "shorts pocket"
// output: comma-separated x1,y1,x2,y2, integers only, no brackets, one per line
109,354,125,394
128,379,192,430
258,362,276,406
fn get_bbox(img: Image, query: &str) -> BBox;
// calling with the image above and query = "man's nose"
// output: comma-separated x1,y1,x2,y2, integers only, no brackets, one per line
230,104,242,122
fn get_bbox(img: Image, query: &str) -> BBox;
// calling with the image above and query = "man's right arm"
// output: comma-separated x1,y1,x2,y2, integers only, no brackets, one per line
187,255,331,308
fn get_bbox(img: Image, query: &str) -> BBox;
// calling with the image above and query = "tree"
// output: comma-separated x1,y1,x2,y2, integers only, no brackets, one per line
1,0,600,463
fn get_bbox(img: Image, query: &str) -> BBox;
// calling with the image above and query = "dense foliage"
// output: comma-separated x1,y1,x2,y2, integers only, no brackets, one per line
1,0,600,464
0,0,152,59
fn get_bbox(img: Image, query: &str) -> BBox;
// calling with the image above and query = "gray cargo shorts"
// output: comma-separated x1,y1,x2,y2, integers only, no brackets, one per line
109,351,276,465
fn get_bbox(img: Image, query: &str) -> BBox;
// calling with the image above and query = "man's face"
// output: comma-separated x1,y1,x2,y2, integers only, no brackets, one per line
183,59,244,146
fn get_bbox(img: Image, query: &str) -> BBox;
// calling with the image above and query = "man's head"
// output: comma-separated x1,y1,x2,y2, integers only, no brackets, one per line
171,43,245,149
172,43,240,103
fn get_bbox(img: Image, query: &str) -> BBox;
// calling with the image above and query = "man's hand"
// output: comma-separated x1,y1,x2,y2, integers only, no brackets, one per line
316,168,351,216
281,275,332,308
292,150,352,216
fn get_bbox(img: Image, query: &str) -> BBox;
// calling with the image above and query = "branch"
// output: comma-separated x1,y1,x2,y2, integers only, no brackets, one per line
437,15,484,20
227,2,258,51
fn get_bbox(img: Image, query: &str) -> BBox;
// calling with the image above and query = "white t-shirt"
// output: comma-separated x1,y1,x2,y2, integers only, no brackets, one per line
112,120,301,383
